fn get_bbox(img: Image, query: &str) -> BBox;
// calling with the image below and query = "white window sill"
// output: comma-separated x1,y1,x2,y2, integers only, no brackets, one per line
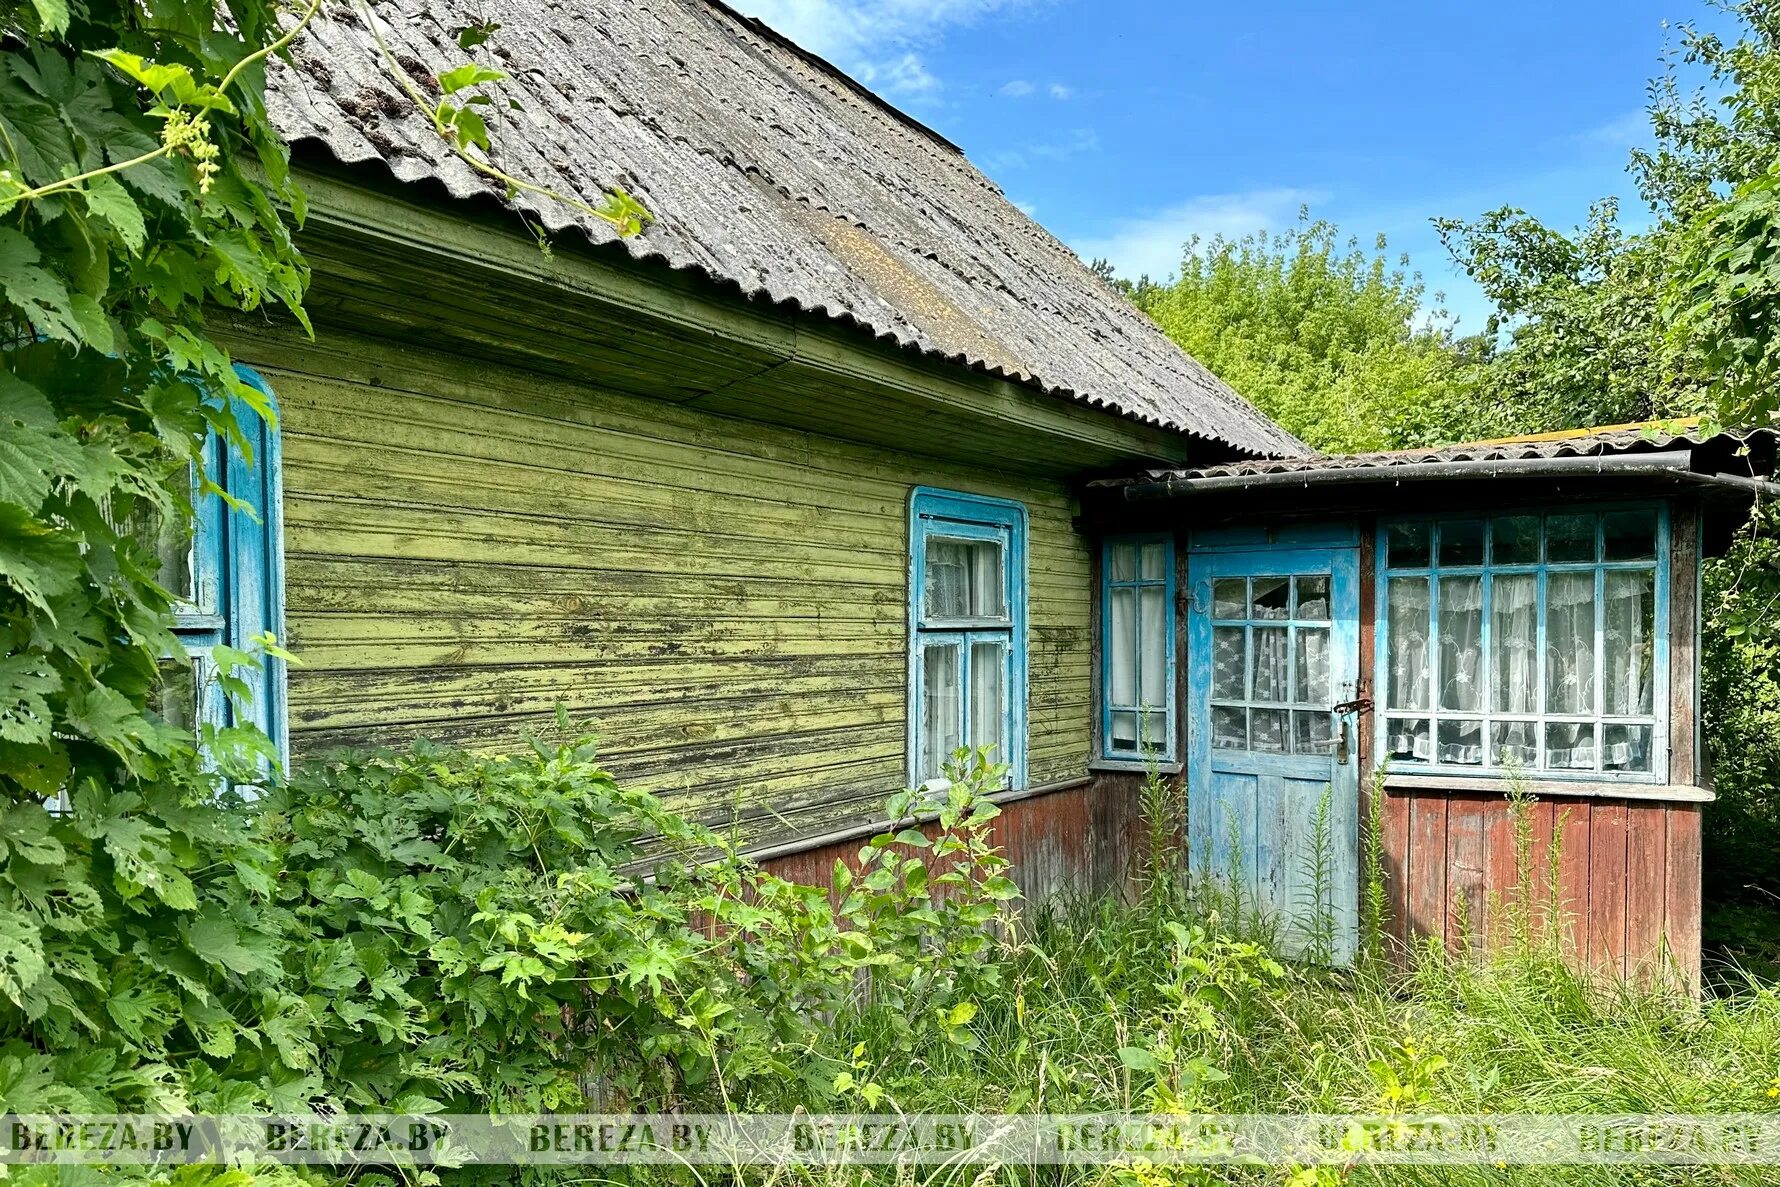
1382,772,1713,804
1089,758,1183,776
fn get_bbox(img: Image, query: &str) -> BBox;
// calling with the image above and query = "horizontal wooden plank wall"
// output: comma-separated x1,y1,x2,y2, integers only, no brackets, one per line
1380,789,1701,988
244,332,1094,852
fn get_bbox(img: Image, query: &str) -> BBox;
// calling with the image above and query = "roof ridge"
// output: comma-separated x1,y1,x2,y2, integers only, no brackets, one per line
697,0,966,157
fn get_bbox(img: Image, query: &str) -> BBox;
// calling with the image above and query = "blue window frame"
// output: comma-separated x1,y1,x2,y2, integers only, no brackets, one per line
1374,505,1668,781
163,366,288,766
908,488,1027,789
1100,534,1177,764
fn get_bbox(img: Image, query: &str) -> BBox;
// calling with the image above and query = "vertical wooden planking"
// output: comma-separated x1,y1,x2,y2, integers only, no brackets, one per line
1623,803,1669,983
1382,789,1412,956
1668,503,1699,787
1526,798,1557,948
1553,801,1592,959
1587,800,1630,978
1664,804,1703,992
1482,796,1518,950
1407,792,1448,947
1445,794,1487,954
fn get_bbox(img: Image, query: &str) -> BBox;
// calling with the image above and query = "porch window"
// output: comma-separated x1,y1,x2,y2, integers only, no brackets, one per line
1100,534,1176,762
1377,508,1667,779
908,488,1027,789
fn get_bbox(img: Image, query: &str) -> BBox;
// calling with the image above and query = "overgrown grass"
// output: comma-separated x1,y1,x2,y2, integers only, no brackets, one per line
738,885,1780,1186
732,755,1778,1183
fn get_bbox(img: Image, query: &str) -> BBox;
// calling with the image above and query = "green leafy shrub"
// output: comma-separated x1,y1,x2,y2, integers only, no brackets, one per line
0,725,1025,1177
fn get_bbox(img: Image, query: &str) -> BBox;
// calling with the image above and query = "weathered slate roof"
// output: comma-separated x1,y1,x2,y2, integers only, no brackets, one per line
266,0,1306,458
1111,420,1777,483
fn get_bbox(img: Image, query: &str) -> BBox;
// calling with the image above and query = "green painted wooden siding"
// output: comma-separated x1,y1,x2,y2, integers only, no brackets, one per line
245,332,1093,849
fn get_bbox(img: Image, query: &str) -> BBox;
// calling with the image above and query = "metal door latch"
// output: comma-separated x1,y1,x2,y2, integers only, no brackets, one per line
1332,697,1373,716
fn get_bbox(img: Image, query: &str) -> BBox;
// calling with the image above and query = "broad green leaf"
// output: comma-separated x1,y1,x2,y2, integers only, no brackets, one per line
1117,1046,1158,1071
83,174,146,252
0,801,63,864
0,228,79,343
437,64,507,94
0,502,82,614
28,0,69,35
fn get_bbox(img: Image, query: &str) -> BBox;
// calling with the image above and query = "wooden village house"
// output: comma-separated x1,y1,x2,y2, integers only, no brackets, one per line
180,0,1780,986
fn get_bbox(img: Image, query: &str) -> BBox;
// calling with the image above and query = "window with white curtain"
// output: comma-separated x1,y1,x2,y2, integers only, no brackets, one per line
1378,508,1666,779
909,488,1027,789
1101,534,1176,763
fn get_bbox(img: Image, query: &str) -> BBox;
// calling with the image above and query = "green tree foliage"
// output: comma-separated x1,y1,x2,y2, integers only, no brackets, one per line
1118,216,1477,453
1438,0,1780,433
1436,201,1694,435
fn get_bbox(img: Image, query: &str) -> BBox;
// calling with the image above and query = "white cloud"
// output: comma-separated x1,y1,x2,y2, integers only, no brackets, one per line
1576,109,1650,148
732,0,1033,99
984,127,1098,172
1069,188,1320,281
1047,82,1071,99
1012,198,1037,216
877,52,940,95
1000,78,1035,97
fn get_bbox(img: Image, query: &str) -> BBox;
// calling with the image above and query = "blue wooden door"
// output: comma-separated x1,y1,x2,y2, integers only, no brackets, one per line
1186,545,1362,965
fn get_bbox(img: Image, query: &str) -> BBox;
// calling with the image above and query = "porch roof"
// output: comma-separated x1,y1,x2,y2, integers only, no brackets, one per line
1096,420,1780,501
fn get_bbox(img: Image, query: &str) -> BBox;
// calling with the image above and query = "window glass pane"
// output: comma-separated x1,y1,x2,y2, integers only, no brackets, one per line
1144,709,1167,752
1490,721,1538,769
1139,541,1168,580
1108,541,1137,582
1545,571,1597,714
1492,516,1540,565
1109,587,1137,705
1251,627,1290,703
1437,718,1484,765
1603,510,1658,561
1385,717,1431,762
1603,570,1656,715
920,642,963,781
1547,514,1597,563
154,657,199,732
1545,722,1597,771
1110,710,1139,753
1138,586,1168,707
126,490,198,608
1388,522,1431,568
1295,627,1330,706
970,640,1007,761
1212,705,1247,750
1490,573,1538,714
1250,708,1288,753
1387,576,1431,710
924,537,1004,619
1603,724,1653,773
1439,520,1485,566
1251,576,1290,620
1213,579,1246,618
1294,575,1330,620
1293,710,1332,754
1212,627,1246,700
1438,575,1483,711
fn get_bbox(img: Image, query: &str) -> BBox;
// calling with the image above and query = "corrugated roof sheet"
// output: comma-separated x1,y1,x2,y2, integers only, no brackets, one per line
1116,421,1778,483
266,0,1307,458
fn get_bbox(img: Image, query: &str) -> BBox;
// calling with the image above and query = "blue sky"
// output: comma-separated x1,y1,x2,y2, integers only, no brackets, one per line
731,0,1738,334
